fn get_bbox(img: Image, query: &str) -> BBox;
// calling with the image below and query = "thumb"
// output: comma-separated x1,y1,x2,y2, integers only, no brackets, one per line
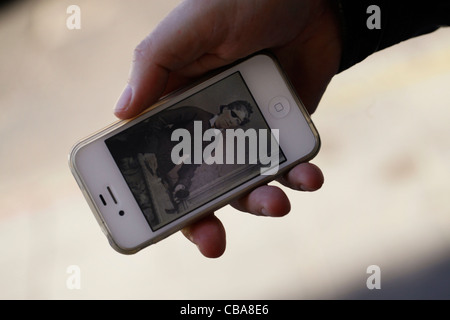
113,1,228,119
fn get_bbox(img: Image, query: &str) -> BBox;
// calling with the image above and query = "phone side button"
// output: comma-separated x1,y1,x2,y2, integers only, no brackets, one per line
99,222,109,236
268,96,290,118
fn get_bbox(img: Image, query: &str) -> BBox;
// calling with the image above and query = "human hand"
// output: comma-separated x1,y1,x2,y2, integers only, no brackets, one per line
114,0,341,257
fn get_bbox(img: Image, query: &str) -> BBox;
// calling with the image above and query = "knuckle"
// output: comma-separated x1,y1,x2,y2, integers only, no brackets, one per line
133,37,152,63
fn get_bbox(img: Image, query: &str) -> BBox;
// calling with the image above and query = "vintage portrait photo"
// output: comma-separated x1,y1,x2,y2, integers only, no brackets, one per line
106,72,284,230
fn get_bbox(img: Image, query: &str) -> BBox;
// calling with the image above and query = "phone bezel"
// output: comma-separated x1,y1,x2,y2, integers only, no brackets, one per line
69,53,320,254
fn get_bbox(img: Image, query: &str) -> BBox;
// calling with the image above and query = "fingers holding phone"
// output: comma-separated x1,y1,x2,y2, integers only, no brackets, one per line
70,54,321,255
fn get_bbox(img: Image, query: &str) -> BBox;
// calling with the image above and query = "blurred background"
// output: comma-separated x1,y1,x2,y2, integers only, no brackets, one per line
1,0,449,299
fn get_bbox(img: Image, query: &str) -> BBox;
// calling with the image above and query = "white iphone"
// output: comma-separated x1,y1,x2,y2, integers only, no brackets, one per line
69,53,320,254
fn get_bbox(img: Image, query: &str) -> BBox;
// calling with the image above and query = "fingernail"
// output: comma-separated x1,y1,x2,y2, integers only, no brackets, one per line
182,227,195,243
260,207,269,216
114,84,132,114
299,184,314,192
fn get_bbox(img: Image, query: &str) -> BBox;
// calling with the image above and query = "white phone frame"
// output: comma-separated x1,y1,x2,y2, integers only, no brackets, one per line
69,53,320,254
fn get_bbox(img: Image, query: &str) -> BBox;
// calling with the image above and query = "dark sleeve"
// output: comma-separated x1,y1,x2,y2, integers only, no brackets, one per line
337,0,450,72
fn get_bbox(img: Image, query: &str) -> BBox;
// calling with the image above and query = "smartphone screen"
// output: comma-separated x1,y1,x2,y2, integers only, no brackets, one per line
105,72,286,231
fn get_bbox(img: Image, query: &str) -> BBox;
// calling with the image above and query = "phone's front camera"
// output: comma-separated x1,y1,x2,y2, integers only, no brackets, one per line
118,210,125,216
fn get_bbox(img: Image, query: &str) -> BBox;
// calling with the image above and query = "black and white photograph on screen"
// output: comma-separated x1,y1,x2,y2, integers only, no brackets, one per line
106,72,284,230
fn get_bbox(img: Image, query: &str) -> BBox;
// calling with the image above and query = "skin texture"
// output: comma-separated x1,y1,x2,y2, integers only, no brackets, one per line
114,0,342,258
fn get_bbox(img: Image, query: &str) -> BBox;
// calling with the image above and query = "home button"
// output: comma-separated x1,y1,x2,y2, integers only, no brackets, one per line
269,96,290,118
